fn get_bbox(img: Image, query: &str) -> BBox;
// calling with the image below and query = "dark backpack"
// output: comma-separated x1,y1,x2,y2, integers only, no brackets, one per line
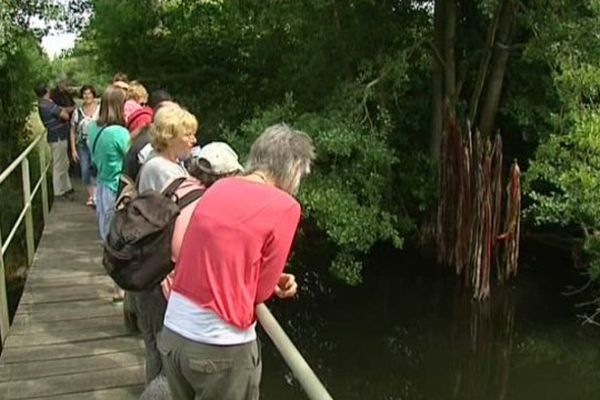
103,176,203,291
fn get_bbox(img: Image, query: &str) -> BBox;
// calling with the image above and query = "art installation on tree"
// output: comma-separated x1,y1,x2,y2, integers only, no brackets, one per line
437,115,521,300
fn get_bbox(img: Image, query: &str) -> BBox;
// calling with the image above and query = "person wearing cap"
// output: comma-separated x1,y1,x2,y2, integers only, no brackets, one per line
188,141,244,188
159,124,315,400
137,141,244,400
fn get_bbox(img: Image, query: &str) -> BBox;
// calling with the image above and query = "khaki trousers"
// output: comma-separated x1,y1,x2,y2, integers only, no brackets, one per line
50,140,72,196
158,327,261,400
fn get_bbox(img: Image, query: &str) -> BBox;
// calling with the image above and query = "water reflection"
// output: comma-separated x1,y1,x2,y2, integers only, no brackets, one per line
260,251,600,400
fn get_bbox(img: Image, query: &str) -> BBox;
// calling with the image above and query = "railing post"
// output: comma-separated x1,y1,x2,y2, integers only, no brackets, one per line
0,226,9,344
38,142,49,223
22,158,35,267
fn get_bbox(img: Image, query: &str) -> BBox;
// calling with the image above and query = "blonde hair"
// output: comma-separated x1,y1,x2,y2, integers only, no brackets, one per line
149,103,198,152
128,80,148,104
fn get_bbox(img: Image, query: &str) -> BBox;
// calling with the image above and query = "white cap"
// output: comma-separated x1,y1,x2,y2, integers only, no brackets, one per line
196,142,243,175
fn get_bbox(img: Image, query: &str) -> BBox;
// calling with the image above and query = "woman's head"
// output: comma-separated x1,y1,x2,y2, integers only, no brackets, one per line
97,85,127,127
80,85,96,105
189,142,243,187
246,123,315,195
127,81,148,105
149,103,198,158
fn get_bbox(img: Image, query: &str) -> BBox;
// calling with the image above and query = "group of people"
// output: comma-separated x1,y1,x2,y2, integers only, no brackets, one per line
36,73,315,400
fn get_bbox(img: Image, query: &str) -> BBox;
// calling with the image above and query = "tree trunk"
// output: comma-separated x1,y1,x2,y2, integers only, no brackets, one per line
469,2,502,123
443,0,457,103
430,0,446,159
479,0,518,137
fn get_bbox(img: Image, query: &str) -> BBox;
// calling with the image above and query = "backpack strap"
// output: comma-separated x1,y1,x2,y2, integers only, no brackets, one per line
161,176,187,197
176,189,204,210
92,125,110,156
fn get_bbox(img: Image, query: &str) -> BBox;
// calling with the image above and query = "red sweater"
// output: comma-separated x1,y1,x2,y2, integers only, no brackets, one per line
172,178,301,329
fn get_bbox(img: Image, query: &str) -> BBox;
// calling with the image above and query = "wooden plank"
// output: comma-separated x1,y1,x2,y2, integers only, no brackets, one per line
33,386,145,400
9,315,125,335
0,364,144,399
20,284,113,305
26,275,112,289
0,336,144,364
15,299,120,322
0,350,144,382
4,324,132,348
0,184,144,399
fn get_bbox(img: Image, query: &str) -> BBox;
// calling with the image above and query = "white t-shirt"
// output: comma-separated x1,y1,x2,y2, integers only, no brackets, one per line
164,292,257,345
138,154,188,192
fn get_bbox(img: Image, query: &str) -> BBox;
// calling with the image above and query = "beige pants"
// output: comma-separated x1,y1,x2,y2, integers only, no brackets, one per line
50,140,72,196
159,327,261,400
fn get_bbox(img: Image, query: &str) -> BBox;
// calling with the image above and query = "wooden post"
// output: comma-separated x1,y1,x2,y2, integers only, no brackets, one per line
38,143,49,223
22,158,35,266
0,226,9,344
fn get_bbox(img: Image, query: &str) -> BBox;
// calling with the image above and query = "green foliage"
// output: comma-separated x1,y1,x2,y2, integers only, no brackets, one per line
225,96,411,284
0,6,53,165
526,112,600,227
525,111,600,274
83,0,433,284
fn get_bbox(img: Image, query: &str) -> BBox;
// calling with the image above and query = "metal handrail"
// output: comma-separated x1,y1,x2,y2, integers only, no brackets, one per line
0,133,50,343
256,303,334,400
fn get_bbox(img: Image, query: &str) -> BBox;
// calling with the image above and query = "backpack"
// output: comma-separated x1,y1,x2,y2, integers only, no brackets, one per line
103,176,203,291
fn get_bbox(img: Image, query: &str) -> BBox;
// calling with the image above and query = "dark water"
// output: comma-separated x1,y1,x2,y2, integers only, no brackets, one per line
260,245,600,400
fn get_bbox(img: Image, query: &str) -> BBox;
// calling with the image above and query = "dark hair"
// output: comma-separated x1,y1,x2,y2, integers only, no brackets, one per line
79,84,97,98
34,82,48,98
112,72,128,83
97,85,126,127
148,89,172,110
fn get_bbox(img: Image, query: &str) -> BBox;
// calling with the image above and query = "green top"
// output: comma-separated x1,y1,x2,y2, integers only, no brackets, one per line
88,121,130,192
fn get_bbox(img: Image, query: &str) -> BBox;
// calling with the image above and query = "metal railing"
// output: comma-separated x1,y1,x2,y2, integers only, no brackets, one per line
0,134,50,343
256,303,334,400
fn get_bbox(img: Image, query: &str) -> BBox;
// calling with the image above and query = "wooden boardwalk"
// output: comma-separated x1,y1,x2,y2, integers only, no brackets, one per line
0,189,145,399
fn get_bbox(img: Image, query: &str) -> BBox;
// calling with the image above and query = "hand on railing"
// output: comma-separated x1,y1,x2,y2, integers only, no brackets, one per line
275,273,297,299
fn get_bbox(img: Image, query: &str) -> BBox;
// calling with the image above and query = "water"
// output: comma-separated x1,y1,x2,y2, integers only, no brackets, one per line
260,245,600,400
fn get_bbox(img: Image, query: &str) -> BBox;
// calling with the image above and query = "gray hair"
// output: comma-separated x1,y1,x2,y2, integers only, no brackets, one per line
246,123,315,194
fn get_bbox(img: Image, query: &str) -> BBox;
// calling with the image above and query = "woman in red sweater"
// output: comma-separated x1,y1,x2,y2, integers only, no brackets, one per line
158,124,315,400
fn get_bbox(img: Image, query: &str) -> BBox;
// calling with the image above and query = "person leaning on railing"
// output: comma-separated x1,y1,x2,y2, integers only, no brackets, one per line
158,124,315,400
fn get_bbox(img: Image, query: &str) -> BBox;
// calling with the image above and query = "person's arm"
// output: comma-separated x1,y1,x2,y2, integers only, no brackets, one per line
255,202,302,303
58,108,70,121
69,110,79,162
115,127,131,157
49,102,70,122
69,125,79,162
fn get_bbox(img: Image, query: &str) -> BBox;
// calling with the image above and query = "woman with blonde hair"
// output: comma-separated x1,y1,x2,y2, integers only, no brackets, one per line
124,80,148,123
87,85,130,302
133,103,198,387
159,123,315,400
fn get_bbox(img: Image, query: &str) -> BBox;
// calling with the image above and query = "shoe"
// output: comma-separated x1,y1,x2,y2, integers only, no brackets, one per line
86,197,95,207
